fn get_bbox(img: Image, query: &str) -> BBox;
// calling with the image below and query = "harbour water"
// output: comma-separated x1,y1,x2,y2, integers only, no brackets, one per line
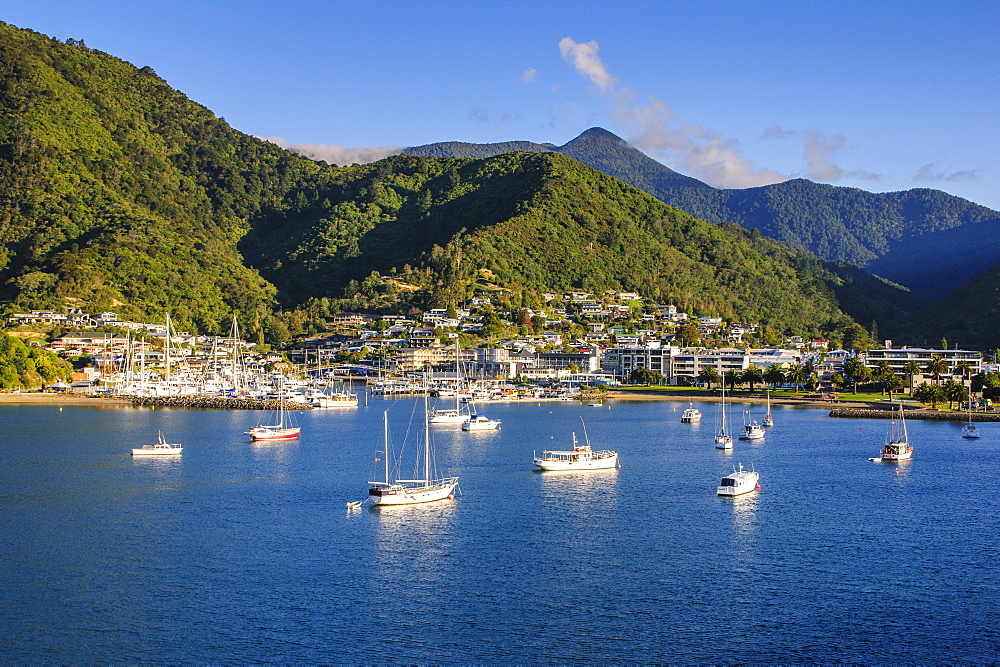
2,397,998,662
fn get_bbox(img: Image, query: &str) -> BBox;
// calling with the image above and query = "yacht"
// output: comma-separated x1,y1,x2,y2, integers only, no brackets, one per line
462,414,501,431
714,384,733,450
533,428,618,471
962,403,980,439
878,401,912,460
740,414,765,441
763,391,774,427
680,403,702,423
132,432,183,456
717,463,760,496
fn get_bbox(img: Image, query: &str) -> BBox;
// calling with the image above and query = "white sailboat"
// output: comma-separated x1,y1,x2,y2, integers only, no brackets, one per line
877,401,912,461
246,379,301,441
429,339,469,424
763,390,774,427
715,383,733,450
367,397,459,506
962,402,980,439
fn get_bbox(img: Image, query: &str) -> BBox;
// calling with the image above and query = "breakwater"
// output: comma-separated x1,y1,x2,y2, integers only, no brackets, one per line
829,407,1000,421
126,396,314,410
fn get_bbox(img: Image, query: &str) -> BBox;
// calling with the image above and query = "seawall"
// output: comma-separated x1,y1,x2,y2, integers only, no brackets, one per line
125,396,314,410
829,408,999,421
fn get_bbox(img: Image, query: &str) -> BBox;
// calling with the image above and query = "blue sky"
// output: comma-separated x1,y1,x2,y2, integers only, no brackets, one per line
3,0,997,209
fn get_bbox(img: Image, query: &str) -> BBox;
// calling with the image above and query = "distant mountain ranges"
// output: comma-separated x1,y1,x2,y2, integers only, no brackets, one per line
1,21,997,351
406,128,1000,303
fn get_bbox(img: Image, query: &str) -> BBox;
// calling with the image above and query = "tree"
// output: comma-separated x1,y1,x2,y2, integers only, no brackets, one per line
763,364,785,390
943,378,967,409
628,367,663,386
903,360,922,394
925,355,949,385
723,369,742,392
675,323,701,347
843,357,870,393
742,366,764,391
698,366,721,390
786,364,808,392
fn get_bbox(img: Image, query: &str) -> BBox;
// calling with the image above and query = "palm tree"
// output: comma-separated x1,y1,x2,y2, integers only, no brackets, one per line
723,369,742,392
925,355,950,385
843,357,869,394
943,378,967,409
763,364,785,390
786,364,808,392
698,366,721,390
883,372,905,400
953,360,974,388
903,360,922,394
742,366,764,391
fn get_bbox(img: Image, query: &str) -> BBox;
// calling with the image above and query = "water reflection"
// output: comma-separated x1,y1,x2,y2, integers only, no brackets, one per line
726,491,760,537
537,468,620,517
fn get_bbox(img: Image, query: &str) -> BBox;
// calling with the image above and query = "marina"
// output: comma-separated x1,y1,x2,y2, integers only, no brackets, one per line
1,397,998,662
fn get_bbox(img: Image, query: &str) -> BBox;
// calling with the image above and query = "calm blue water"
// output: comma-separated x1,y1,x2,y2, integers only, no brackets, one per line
1,396,998,663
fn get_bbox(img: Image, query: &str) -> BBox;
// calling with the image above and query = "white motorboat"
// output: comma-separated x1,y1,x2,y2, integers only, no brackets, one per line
740,412,765,441
462,414,501,431
313,388,359,408
879,401,912,460
366,396,458,506
534,424,618,471
714,383,733,450
132,432,183,456
680,403,702,423
717,463,760,496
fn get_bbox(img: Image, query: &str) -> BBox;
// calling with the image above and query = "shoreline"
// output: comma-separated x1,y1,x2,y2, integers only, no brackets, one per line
600,389,875,409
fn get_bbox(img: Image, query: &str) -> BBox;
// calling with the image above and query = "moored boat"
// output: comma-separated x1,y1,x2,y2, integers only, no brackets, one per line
462,414,501,431
717,463,760,496
878,401,912,460
680,403,702,423
533,431,618,471
132,432,183,456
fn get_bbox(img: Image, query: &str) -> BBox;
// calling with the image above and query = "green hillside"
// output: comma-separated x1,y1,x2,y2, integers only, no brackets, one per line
406,128,999,301
0,22,922,345
0,22,332,337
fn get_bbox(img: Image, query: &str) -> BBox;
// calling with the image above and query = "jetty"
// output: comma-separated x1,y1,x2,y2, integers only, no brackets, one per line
125,396,314,410
829,407,999,422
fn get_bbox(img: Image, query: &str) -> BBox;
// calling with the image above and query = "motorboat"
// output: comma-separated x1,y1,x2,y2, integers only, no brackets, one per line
740,415,765,441
313,389,359,408
132,432,183,456
717,463,760,496
680,403,702,423
534,425,618,471
462,414,501,431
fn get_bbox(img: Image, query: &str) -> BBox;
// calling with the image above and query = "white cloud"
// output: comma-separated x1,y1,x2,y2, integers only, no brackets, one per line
559,37,785,188
261,137,402,166
763,127,880,182
521,67,538,84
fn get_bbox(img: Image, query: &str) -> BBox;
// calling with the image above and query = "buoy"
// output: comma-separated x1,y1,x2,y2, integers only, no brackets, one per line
755,483,761,489
59,407,62,412
894,470,899,475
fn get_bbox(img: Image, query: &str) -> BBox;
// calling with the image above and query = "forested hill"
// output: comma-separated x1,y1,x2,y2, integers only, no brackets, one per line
0,22,340,337
0,22,922,344
406,128,999,300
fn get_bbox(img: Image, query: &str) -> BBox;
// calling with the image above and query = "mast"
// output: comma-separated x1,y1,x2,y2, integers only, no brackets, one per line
384,410,390,484
164,313,171,385
424,375,431,484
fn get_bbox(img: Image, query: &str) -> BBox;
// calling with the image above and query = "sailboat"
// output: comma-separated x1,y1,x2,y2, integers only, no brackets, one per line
429,339,470,424
962,402,980,439
763,390,774,427
367,396,459,506
714,383,733,450
246,379,301,441
878,401,912,460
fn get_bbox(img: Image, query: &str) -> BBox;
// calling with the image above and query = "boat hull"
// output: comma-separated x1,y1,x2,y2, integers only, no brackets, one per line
249,427,300,441
534,453,618,471
368,480,458,505
131,446,182,456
